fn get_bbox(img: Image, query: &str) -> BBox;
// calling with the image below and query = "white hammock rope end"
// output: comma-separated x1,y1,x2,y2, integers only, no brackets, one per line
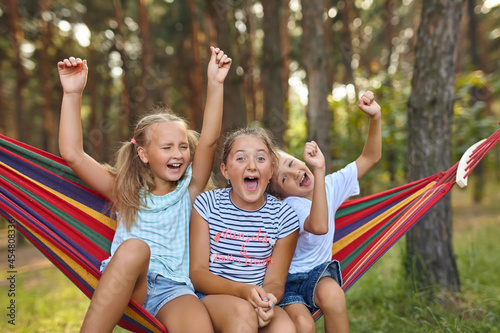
456,139,487,188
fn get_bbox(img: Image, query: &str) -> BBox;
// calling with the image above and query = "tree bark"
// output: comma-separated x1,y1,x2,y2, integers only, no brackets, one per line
466,0,488,204
112,0,133,141
186,0,204,131
205,0,247,133
301,0,331,171
406,0,463,293
38,0,57,153
262,0,286,146
340,0,354,84
6,0,29,140
138,0,153,115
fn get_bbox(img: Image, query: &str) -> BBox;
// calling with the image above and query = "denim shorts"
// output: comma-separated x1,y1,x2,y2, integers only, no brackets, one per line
278,260,343,314
100,260,195,317
143,272,196,316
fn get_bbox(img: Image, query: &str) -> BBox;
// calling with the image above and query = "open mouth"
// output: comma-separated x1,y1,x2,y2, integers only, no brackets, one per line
299,173,311,187
168,163,182,170
244,177,259,191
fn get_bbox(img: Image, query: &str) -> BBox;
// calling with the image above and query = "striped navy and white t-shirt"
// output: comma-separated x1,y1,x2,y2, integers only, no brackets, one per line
194,188,299,286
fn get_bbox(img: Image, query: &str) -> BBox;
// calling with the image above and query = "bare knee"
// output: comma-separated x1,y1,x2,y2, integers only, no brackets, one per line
315,278,346,314
205,296,258,333
231,300,258,332
292,314,314,333
285,307,314,333
113,239,150,269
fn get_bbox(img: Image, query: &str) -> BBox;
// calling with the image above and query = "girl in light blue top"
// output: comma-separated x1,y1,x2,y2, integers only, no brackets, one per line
57,46,231,332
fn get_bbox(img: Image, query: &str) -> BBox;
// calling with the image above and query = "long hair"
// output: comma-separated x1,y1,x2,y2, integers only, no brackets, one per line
221,126,278,189
111,110,198,230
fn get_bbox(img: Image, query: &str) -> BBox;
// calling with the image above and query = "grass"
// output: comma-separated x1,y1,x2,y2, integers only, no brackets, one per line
1,180,499,332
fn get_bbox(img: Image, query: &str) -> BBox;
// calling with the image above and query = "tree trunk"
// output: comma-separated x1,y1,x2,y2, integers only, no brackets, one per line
340,0,354,84
406,0,463,293
112,0,133,141
262,0,286,146
281,0,291,105
138,0,153,115
186,0,204,131
241,0,258,123
6,0,29,140
205,0,247,133
301,0,331,171
466,0,487,204
38,0,57,153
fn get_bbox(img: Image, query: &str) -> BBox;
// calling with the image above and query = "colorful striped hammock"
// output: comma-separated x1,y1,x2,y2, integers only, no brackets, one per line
1,127,499,332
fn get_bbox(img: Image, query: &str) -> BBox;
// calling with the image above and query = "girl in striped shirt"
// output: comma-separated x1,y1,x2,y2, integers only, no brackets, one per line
190,127,300,332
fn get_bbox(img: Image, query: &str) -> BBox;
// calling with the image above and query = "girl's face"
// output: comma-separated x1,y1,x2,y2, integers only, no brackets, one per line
221,135,275,211
138,121,190,195
274,151,314,200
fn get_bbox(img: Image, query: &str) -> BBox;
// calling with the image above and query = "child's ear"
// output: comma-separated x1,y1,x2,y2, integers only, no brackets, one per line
137,147,148,164
220,163,229,181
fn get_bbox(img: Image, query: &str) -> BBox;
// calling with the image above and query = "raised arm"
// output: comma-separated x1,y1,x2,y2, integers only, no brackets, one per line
302,142,329,235
355,91,382,180
58,57,114,200
189,47,232,202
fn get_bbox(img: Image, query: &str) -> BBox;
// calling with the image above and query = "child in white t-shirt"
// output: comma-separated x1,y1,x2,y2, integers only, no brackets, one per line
270,91,382,332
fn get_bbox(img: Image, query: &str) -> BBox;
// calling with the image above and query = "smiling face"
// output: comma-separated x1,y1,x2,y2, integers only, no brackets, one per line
273,151,315,200
220,134,275,211
137,121,191,195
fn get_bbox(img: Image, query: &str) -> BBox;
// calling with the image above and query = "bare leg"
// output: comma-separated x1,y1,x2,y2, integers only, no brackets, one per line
259,305,296,333
156,294,214,333
284,303,315,333
80,239,150,333
202,294,259,333
314,277,350,333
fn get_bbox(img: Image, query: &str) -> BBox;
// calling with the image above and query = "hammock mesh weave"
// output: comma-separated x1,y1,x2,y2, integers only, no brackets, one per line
1,127,499,332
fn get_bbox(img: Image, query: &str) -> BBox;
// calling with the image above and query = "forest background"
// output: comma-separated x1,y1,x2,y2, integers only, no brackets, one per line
0,0,499,332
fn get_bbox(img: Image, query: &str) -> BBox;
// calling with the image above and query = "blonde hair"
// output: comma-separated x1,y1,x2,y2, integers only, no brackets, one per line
221,126,278,189
111,110,199,230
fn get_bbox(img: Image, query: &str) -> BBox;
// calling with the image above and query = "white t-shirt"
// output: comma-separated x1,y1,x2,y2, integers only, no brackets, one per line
285,162,359,274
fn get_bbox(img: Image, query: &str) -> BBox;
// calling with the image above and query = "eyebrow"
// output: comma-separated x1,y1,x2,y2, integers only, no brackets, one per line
234,149,268,154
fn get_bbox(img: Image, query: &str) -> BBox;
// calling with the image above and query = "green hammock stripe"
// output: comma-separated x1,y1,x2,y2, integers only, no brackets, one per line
0,174,111,251
0,137,86,186
335,186,420,219
338,208,408,268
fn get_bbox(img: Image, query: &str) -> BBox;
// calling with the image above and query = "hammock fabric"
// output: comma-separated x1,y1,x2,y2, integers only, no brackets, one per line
1,127,499,332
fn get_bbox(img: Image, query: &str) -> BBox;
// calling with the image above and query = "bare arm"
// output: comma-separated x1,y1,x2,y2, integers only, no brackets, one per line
261,230,298,302
189,47,232,202
302,142,329,235
58,58,115,200
355,91,382,180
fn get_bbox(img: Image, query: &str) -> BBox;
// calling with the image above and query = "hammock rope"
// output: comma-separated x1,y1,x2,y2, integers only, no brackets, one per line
1,126,499,332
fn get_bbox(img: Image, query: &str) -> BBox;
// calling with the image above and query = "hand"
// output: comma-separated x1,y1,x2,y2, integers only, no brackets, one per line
303,141,325,171
57,57,88,95
357,91,381,119
207,46,232,84
240,285,270,309
255,293,277,328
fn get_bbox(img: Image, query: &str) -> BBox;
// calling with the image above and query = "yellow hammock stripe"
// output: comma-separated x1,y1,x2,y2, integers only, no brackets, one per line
332,182,437,257
0,161,116,230
343,183,440,284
